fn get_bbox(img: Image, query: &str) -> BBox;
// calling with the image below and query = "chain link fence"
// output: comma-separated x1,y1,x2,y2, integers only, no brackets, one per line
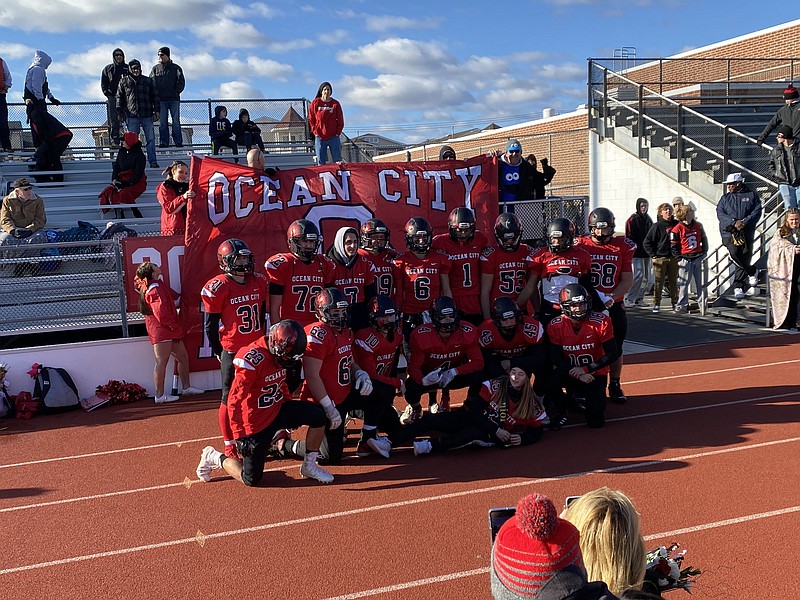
501,197,589,248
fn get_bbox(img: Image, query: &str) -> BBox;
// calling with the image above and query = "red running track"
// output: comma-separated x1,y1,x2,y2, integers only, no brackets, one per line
1,334,799,599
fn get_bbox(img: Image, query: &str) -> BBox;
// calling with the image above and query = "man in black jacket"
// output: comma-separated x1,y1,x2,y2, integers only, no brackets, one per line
768,124,800,211
150,47,185,148
117,59,159,168
28,107,73,183
100,48,128,147
624,198,653,307
757,84,800,145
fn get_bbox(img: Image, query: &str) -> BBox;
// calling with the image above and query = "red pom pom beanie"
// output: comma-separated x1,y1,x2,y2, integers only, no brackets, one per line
491,493,586,599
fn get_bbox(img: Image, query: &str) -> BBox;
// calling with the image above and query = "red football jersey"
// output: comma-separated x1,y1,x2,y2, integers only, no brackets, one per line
201,273,270,352
575,236,635,297
353,326,404,388
670,221,707,256
478,378,546,431
358,247,398,299
477,315,545,358
546,312,614,376
392,250,452,315
432,231,489,314
407,322,482,383
264,252,336,326
227,339,290,438
529,246,593,304
330,255,377,305
143,281,184,344
479,243,535,304
300,321,354,405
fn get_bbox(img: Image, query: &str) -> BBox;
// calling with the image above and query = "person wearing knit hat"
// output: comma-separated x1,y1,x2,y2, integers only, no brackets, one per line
768,123,800,210
98,130,146,219
498,139,535,211
100,48,128,146
150,46,185,148
491,492,619,600
757,83,800,145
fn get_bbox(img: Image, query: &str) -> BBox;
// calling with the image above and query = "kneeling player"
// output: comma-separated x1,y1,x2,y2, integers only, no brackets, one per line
195,320,333,486
546,284,618,429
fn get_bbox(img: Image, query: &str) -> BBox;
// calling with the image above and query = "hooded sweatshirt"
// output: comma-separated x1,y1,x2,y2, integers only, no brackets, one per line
209,105,232,140
101,48,129,98
439,145,456,160
643,214,677,258
328,226,359,268
232,108,262,142
24,50,54,102
624,198,653,258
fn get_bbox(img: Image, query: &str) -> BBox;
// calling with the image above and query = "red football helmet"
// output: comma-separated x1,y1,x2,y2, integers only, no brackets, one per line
404,217,433,253
314,287,351,330
368,294,398,334
430,296,460,334
559,283,590,321
267,319,307,367
287,219,321,260
360,218,390,252
217,238,254,275
448,207,476,242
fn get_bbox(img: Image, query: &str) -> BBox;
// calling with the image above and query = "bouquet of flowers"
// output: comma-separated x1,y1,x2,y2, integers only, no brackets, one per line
644,543,701,593
95,380,147,404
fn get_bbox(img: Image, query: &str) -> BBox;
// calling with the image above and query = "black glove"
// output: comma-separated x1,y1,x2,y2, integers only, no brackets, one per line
50,97,61,106
12,228,33,239
541,157,548,165
756,137,765,146
235,436,257,458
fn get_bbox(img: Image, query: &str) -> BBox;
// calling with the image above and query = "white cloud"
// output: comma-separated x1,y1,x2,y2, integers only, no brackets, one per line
364,15,441,32
0,42,34,59
339,74,472,111
201,81,265,99
75,79,106,102
249,2,281,17
193,18,270,49
181,53,296,81
0,0,219,33
536,62,586,81
338,38,455,75
49,42,166,78
318,30,351,45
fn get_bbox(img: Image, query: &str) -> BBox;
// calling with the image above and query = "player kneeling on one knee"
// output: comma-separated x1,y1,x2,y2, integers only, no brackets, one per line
546,284,618,429
195,319,333,486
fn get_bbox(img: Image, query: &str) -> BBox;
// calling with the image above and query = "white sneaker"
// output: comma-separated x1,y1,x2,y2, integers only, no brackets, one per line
400,404,422,425
196,446,221,482
734,288,745,300
413,439,432,456
300,459,334,483
745,287,757,297
651,305,660,313
748,275,758,287
181,386,204,395
429,402,440,414
155,394,179,404
367,436,392,458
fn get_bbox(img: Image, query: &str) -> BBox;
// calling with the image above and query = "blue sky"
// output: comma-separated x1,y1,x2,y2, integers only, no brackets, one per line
0,2,795,143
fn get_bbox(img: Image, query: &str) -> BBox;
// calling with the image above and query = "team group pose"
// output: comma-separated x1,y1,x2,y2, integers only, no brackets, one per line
195,207,633,486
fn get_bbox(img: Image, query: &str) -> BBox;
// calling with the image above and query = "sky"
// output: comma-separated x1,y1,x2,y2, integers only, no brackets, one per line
0,1,795,144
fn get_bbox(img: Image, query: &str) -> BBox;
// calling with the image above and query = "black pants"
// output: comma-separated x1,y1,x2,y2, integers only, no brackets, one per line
548,374,608,428
608,301,627,356
219,350,236,405
113,207,144,219
389,409,489,452
33,135,71,183
238,400,326,487
405,371,485,407
724,235,756,289
212,138,239,161
0,93,10,150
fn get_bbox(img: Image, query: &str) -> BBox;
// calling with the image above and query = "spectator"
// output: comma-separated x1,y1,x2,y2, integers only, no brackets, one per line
232,108,265,151
209,105,238,161
150,46,184,148
670,203,708,313
27,106,73,184
439,145,457,160
156,160,193,236
100,48,128,147
767,209,800,330
133,261,203,403
246,148,278,177
498,139,534,210
0,54,12,152
756,83,800,145
624,198,653,307
0,178,47,276
562,487,647,597
491,492,620,600
643,203,678,313
98,131,146,220
671,196,685,211
308,81,344,165
23,50,60,120
117,59,160,168
526,154,557,199
768,124,800,211
716,173,762,300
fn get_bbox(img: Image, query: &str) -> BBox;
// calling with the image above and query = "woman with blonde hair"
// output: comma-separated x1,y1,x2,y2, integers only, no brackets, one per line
135,261,202,403
563,486,647,597
768,208,800,329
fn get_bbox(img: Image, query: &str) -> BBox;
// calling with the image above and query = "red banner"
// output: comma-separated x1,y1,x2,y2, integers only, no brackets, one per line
176,154,498,367
122,235,184,312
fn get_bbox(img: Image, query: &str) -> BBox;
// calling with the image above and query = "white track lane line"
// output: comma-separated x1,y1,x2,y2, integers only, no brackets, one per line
321,505,800,600
2,389,798,513
1,435,798,576
624,358,800,385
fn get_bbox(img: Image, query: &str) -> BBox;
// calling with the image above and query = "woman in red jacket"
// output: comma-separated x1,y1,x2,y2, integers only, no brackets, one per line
156,160,194,236
135,261,202,403
308,81,344,165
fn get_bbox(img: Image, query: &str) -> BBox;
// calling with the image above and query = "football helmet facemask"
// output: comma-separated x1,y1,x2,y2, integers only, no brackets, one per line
217,238,254,275
287,219,321,261
267,320,307,367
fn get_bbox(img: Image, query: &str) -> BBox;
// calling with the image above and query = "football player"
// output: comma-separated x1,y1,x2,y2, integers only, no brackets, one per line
575,208,635,403
326,226,377,331
522,217,600,325
479,212,536,319
265,219,336,327
432,206,489,326
358,218,398,300
202,238,270,458
401,296,484,424
282,288,375,464
546,284,618,430
195,319,334,485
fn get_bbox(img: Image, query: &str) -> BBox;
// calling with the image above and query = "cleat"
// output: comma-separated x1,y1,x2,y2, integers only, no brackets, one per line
181,386,204,395
366,436,392,458
155,394,179,404
470,438,495,448
608,382,627,404
300,459,334,483
413,439,432,456
549,415,568,431
196,446,220,482
429,402,440,414
400,404,422,425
